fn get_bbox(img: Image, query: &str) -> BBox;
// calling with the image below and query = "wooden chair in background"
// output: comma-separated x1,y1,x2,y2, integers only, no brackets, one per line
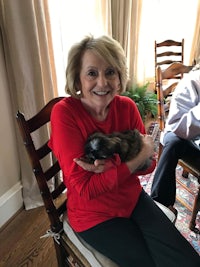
155,39,184,69
154,39,184,93
156,65,200,233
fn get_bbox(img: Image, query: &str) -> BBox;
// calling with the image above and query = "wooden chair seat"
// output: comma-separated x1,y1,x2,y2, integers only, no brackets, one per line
62,213,119,267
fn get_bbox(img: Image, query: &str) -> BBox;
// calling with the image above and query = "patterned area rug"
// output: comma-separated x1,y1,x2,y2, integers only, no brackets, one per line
139,166,200,255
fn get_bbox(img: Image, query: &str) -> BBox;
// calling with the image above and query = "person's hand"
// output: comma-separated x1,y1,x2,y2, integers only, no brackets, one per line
141,134,155,159
126,134,155,173
74,158,107,173
74,154,121,173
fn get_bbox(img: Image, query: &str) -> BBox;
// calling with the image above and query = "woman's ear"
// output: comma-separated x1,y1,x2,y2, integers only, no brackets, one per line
117,83,121,93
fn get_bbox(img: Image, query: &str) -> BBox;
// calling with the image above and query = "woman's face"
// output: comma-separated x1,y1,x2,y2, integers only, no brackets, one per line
79,50,121,109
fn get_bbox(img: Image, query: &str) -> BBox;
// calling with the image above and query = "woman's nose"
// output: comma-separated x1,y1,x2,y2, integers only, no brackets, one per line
97,74,107,87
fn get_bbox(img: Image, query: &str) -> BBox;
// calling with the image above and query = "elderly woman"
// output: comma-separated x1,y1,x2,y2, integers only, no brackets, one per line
49,35,200,267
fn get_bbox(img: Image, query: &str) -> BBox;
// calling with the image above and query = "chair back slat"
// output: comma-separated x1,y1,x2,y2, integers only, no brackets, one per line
156,39,183,47
162,62,193,79
27,98,63,132
51,183,66,200
45,161,61,181
157,52,182,58
156,59,182,67
36,142,51,159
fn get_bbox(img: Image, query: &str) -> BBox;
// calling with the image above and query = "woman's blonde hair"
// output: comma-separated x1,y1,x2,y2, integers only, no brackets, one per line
65,35,128,98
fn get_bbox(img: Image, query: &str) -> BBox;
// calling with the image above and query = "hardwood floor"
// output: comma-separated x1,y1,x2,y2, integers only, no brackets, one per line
0,206,58,267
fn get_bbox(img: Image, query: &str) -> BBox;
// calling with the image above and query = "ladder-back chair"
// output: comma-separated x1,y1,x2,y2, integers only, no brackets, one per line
156,65,200,233
155,39,184,69
16,97,175,266
154,39,184,93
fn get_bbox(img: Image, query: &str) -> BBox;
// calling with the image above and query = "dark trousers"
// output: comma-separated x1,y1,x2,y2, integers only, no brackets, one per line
78,190,200,267
151,132,200,207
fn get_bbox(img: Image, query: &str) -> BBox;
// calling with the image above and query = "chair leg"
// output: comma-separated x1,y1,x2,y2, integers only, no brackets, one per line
54,240,69,267
189,186,200,234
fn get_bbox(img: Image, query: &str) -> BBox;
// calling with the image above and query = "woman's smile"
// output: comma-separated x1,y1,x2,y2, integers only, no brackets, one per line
92,89,111,96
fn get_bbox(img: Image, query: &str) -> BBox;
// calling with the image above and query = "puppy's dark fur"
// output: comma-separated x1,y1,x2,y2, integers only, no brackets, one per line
84,129,152,171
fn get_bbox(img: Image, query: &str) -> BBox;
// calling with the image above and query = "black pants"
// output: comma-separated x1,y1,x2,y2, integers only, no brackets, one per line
151,132,200,207
78,190,200,267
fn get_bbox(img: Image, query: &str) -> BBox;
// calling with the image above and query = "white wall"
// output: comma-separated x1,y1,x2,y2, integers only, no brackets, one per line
0,35,23,228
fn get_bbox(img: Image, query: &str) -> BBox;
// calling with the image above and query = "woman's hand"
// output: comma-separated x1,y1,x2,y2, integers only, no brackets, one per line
74,158,106,173
74,154,121,173
126,134,155,174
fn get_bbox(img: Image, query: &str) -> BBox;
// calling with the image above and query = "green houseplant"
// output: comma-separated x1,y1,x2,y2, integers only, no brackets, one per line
121,83,157,122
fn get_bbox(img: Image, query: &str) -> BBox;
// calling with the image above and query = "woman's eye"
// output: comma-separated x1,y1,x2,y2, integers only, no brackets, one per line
87,70,97,77
106,68,116,76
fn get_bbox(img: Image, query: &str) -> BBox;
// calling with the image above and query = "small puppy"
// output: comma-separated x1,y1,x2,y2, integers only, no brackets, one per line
84,129,152,171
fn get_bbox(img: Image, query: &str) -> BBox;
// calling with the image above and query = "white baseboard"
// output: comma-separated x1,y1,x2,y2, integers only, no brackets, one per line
0,181,23,229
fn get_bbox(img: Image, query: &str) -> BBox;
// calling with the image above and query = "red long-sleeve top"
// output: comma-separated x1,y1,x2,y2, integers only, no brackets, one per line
48,95,156,232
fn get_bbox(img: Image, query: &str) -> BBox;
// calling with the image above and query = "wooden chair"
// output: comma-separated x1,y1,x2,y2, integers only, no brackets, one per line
16,97,175,267
154,39,184,93
156,65,200,233
155,39,184,69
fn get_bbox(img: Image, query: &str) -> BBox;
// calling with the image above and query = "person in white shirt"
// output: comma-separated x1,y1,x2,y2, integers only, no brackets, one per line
151,65,200,217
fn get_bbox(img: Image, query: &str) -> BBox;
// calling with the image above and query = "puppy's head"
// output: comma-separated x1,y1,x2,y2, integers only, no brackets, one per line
84,132,120,163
